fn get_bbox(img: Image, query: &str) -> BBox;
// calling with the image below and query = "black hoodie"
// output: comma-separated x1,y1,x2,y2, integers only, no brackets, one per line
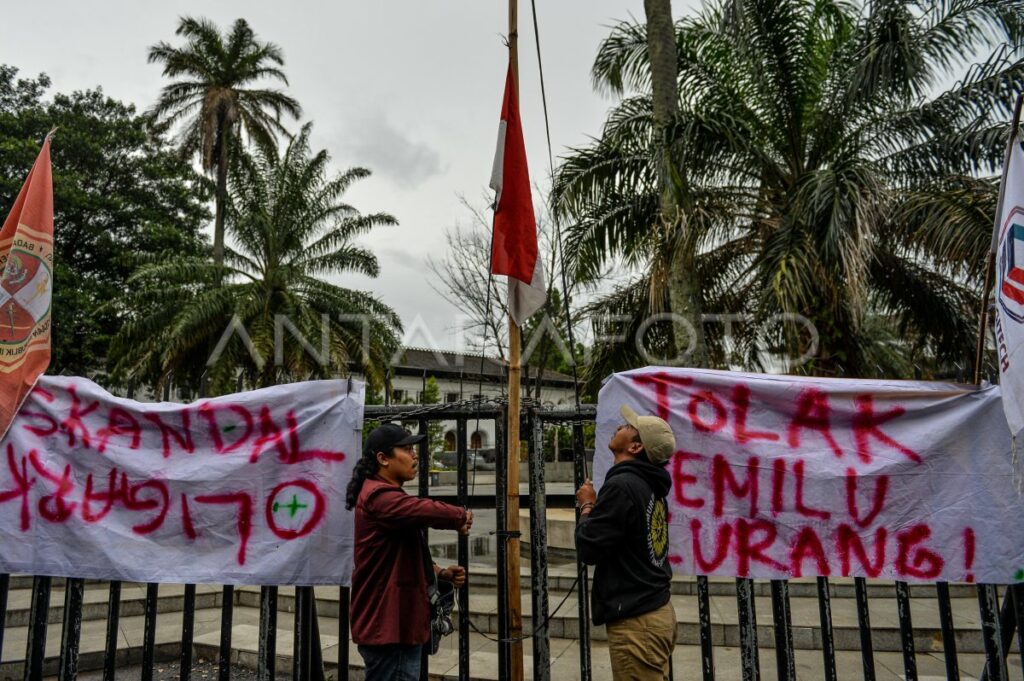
575,459,673,625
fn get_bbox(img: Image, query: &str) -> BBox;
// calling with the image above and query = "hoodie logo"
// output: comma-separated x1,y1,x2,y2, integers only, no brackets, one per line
647,496,669,566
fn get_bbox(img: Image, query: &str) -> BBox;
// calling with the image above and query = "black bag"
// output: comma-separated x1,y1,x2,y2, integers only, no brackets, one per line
421,531,456,655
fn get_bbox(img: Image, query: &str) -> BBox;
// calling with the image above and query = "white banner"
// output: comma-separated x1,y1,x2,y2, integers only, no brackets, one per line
0,376,363,585
596,368,1024,583
994,136,1024,436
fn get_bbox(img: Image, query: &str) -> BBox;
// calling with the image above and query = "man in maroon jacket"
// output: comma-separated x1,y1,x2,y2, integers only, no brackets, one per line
347,424,473,681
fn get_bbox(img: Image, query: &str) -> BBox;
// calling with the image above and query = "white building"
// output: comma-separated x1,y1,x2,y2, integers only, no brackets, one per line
384,348,577,452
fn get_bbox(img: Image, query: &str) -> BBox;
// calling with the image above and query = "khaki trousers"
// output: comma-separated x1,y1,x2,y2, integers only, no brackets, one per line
605,601,677,681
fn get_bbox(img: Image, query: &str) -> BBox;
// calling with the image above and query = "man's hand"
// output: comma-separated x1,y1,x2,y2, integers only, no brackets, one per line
440,565,467,587
576,479,596,507
458,509,474,535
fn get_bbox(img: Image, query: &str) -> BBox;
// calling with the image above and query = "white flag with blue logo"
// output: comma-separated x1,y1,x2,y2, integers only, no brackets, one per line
993,135,1024,436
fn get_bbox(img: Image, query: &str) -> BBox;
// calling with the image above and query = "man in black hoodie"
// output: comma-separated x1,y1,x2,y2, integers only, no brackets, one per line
576,404,676,681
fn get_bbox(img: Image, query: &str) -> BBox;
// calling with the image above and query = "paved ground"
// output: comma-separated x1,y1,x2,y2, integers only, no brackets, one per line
65,659,261,681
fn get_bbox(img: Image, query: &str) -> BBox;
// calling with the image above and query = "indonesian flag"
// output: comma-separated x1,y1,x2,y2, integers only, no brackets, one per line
490,62,545,326
0,138,54,440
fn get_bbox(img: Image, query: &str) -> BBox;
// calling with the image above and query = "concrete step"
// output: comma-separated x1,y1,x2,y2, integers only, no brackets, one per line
430,563,983,599
228,583,993,653
2,583,223,628
488,590,995,653
193,616,1018,681
2,576,996,656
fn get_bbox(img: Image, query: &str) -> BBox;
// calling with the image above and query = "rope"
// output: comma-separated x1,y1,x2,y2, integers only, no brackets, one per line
459,566,584,644
528,0,586,425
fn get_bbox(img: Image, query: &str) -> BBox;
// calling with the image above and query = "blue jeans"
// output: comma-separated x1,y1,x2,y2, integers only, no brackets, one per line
358,643,423,681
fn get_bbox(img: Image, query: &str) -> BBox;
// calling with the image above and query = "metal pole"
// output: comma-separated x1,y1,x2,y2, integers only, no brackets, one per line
528,410,551,681
457,417,471,681
218,585,234,681
936,582,960,681
697,576,715,681
258,586,278,681
23,575,52,681
770,580,795,681
141,583,160,681
102,582,122,681
854,577,876,681
418,418,431,681
817,578,838,681
495,406,511,681
0,573,8,664
978,585,1008,681
571,423,592,681
735,578,760,681
181,583,197,681
338,587,350,681
895,581,918,681
57,578,85,681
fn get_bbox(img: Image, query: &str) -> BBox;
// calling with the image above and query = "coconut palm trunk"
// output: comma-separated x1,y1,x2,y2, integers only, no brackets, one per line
213,115,231,268
644,0,709,367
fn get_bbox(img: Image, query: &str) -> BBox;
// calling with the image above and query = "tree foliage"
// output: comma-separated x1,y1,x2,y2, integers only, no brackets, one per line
0,65,210,376
421,376,446,462
553,0,1024,380
148,17,301,267
110,124,402,394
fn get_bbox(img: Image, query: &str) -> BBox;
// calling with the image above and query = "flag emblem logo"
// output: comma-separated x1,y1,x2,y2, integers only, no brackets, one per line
998,207,1024,323
0,248,51,345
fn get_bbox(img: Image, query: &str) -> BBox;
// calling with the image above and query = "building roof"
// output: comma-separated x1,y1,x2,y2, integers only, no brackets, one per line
391,347,576,387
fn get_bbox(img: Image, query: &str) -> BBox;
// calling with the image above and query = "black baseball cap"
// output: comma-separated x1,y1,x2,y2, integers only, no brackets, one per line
365,423,426,456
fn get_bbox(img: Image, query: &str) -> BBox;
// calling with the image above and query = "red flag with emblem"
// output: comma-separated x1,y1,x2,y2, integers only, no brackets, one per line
0,138,54,440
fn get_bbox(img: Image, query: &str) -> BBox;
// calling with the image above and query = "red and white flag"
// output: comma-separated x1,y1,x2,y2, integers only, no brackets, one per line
0,138,54,440
490,62,545,326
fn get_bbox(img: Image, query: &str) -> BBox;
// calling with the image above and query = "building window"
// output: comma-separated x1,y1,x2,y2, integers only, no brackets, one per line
471,430,488,449
445,392,459,403
444,431,457,451
391,389,406,403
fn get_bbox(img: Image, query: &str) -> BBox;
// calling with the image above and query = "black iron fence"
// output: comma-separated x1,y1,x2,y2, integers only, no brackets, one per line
2,401,1024,681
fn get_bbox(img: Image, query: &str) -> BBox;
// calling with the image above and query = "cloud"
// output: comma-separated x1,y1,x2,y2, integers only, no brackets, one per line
338,115,445,189
379,247,423,270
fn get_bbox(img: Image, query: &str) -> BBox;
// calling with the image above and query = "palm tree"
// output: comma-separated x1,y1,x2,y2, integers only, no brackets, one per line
110,124,402,393
148,17,301,268
644,0,709,366
553,0,1024,380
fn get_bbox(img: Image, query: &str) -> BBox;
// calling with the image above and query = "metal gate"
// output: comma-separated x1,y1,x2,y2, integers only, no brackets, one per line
1,401,1022,681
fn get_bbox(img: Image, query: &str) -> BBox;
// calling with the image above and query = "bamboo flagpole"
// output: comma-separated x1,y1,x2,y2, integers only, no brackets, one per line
505,2,526,677
490,2,545,676
506,313,525,681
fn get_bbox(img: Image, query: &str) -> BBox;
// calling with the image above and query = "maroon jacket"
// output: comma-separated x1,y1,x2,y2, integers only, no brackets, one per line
350,477,467,646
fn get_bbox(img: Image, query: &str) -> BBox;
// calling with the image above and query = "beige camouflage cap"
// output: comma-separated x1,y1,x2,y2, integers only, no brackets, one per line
620,404,676,464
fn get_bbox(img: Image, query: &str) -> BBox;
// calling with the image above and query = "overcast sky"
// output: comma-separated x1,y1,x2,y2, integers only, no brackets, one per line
4,0,698,351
